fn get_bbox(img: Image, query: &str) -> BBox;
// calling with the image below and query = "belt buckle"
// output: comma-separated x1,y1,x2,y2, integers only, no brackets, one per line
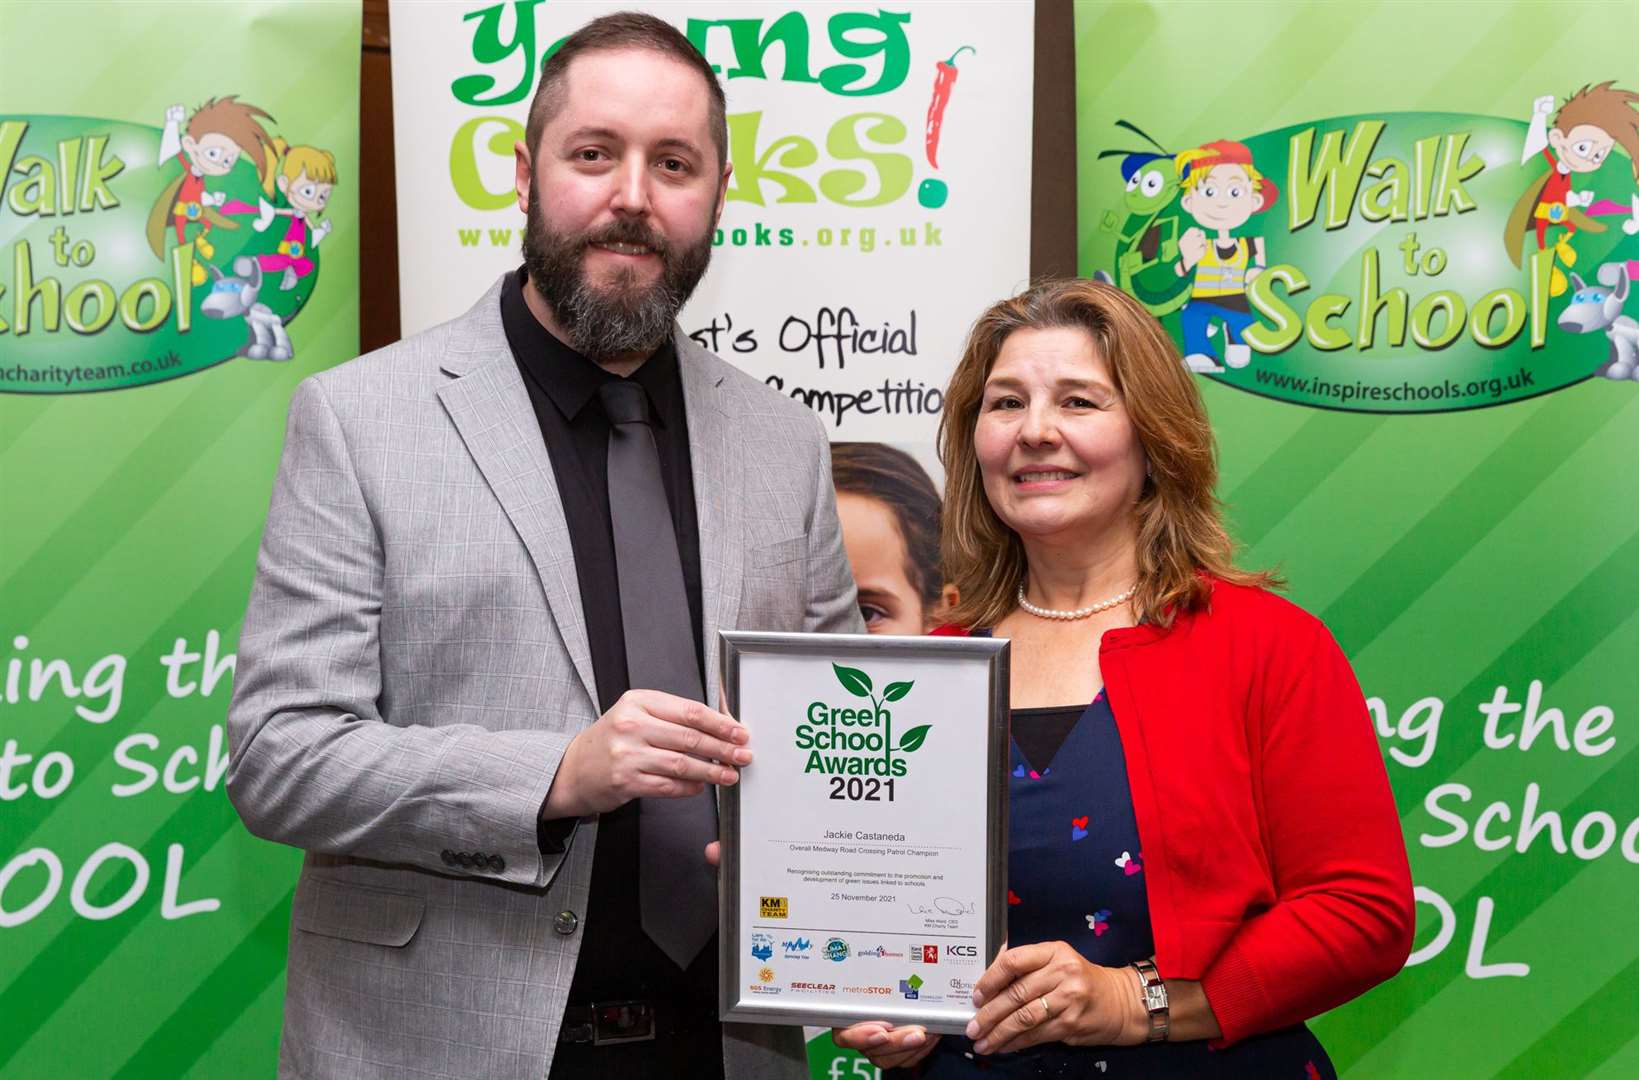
591,1000,655,1045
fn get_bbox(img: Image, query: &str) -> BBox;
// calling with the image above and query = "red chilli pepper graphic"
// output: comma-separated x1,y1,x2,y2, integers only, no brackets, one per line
925,45,975,168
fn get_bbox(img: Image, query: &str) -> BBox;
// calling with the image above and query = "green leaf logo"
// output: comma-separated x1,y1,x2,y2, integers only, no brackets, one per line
833,663,873,698
883,680,915,702
907,973,923,990
897,724,932,752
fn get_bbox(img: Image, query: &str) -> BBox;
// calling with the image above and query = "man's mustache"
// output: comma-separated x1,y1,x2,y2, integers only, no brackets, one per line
580,219,671,256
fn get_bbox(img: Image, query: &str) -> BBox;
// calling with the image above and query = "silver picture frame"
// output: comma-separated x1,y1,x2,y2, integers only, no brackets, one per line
718,630,1010,1033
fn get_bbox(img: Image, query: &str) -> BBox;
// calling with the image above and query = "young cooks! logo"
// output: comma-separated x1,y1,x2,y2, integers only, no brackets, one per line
795,663,931,778
449,4,976,254
1089,87,1639,413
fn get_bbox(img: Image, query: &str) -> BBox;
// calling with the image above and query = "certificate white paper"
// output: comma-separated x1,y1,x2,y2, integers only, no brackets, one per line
719,631,1009,1033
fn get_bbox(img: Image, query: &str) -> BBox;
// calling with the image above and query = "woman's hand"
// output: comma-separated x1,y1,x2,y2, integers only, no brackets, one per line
965,941,1145,1055
832,1022,940,1071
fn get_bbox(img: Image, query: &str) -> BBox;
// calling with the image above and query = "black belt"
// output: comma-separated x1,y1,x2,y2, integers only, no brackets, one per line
558,999,714,1046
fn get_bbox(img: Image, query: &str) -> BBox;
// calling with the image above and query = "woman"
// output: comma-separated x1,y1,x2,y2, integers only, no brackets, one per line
831,442,954,634
833,279,1413,1076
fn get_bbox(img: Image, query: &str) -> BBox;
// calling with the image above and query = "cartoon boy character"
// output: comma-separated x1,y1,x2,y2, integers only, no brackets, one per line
1172,139,1279,373
1507,83,1639,297
146,96,282,285
253,146,337,291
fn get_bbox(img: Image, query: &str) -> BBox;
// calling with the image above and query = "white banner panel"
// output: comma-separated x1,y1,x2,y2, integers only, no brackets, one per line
390,0,1035,442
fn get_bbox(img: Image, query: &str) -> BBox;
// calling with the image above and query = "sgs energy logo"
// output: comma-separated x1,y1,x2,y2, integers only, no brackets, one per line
797,663,931,781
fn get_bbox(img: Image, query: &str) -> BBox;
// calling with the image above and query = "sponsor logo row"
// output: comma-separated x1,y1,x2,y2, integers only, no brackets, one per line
752,932,976,965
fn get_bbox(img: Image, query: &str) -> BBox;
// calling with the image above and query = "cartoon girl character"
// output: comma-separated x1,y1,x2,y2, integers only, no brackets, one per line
253,146,337,291
1506,83,1639,297
1172,139,1279,373
146,96,282,285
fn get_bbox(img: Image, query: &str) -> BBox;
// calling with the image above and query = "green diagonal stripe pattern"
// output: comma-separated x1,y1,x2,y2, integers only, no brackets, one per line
0,3,360,1078
111,889,294,1080
1077,3,1639,1076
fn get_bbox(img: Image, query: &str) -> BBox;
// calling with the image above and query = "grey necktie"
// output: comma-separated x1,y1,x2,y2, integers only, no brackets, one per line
599,378,718,969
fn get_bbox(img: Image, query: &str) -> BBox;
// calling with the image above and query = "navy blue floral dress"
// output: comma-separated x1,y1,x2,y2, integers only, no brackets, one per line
892,646,1336,1078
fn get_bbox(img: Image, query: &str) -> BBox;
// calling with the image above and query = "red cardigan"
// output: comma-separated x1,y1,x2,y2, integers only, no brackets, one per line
935,578,1414,1046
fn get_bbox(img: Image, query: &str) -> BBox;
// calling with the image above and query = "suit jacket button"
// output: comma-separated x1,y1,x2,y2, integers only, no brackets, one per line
456,852,472,868
554,910,578,935
441,849,456,866
487,854,505,872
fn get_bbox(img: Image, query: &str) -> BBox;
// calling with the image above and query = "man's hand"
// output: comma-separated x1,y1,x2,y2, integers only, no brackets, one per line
166,104,186,126
832,1022,939,1071
543,690,751,818
1534,94,1556,118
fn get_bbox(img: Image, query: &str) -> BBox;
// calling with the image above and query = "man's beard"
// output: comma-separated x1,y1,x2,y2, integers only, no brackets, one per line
522,196,713,362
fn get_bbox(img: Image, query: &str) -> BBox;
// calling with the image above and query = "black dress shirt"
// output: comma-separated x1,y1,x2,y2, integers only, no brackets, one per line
499,269,722,1076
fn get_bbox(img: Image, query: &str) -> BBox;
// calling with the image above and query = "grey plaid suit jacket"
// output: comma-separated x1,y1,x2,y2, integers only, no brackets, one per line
226,276,863,1079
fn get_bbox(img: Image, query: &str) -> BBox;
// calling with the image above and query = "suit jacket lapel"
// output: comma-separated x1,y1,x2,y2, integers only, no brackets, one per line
676,329,744,708
436,280,599,711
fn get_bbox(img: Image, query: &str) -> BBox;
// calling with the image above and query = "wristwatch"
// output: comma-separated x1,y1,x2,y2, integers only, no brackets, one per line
1131,958,1170,1042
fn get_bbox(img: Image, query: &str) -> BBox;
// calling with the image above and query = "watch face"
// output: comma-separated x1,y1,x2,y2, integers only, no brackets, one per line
1144,986,1168,1010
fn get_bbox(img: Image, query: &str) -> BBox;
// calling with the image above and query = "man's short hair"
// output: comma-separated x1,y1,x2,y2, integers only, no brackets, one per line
525,11,728,171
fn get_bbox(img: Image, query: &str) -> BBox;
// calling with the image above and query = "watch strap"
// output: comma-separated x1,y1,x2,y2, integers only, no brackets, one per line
1131,958,1170,1043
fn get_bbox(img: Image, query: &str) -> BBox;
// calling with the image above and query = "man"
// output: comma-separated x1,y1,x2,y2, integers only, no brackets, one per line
226,13,860,1079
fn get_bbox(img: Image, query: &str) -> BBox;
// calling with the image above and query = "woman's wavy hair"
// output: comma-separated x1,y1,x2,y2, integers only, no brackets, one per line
937,278,1278,629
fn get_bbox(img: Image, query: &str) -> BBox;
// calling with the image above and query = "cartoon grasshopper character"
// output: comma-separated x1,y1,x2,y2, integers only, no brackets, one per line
1094,121,1191,319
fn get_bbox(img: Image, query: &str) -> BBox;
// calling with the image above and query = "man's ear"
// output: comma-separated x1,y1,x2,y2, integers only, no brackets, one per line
1179,190,1195,214
514,140,534,214
181,135,197,158
713,161,733,230
1548,128,1567,154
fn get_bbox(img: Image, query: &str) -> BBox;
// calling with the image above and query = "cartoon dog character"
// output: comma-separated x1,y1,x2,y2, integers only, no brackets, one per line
1558,263,1639,381
200,256,294,361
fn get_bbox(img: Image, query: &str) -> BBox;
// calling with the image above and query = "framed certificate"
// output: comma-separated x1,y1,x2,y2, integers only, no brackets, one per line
718,631,1010,1034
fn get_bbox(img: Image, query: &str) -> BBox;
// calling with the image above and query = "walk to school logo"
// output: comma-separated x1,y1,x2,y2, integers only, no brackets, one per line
1,98,340,394
1089,84,1639,413
794,663,931,778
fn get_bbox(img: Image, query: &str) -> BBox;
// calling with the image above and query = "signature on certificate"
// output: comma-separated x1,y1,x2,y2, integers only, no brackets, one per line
906,896,976,916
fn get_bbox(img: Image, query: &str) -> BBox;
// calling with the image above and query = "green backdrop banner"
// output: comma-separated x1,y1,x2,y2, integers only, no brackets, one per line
1078,2,1639,1076
0,2,360,1076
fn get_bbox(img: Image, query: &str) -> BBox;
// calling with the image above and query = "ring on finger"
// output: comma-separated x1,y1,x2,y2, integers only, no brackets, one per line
1039,994,1053,1019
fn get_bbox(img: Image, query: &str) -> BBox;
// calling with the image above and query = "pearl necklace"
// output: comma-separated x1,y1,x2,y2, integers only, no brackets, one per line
1016,582,1137,621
